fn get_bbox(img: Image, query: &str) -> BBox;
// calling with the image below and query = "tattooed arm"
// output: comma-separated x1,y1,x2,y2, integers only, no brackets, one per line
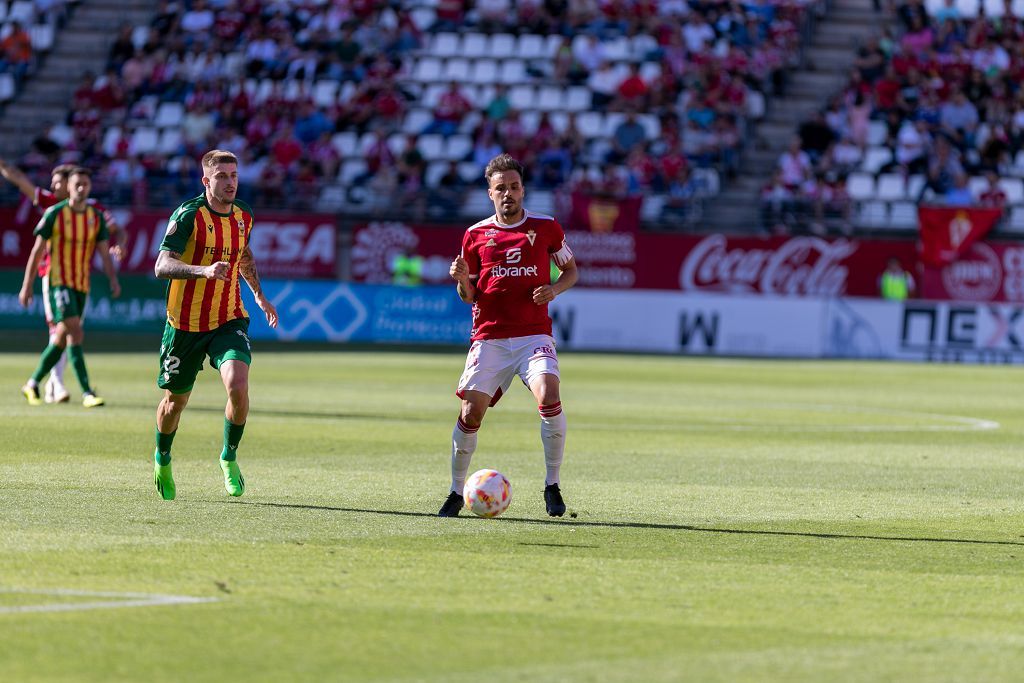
155,250,229,280
238,245,278,328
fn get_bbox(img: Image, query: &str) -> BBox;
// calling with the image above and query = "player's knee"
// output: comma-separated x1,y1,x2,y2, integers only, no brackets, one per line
227,381,248,404
460,403,485,429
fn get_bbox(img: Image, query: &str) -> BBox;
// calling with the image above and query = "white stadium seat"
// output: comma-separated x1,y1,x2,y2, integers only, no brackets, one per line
490,34,517,59
498,60,526,84
461,33,488,58
565,87,591,112
312,80,338,108
339,159,367,185
999,177,1024,204
331,131,359,157
846,173,876,200
443,58,470,82
968,175,988,198
875,173,906,201
413,57,443,83
536,86,563,112
399,107,432,135
129,127,159,155
431,33,460,58
889,202,917,228
445,134,472,161
508,84,535,110
861,146,892,174
867,120,888,146
518,34,546,59
154,102,184,129
158,129,183,155
1008,206,1024,233
857,200,889,227
419,134,445,160
469,59,497,85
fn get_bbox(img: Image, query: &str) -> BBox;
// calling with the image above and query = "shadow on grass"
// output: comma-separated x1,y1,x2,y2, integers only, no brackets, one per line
220,500,1024,547
122,402,431,423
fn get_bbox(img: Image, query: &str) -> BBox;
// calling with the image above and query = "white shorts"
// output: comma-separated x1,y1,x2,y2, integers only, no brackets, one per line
456,334,560,406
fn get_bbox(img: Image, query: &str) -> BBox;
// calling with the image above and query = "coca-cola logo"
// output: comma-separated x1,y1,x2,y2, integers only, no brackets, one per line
941,242,1002,301
679,235,856,296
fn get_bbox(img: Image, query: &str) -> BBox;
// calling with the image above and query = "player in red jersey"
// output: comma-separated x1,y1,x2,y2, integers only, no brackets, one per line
0,159,124,403
438,154,579,518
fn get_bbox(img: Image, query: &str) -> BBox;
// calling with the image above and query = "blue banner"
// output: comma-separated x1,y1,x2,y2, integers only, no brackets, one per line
240,281,472,344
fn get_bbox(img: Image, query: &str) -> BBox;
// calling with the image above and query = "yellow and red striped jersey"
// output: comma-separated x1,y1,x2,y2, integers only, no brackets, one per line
159,194,253,332
33,201,109,293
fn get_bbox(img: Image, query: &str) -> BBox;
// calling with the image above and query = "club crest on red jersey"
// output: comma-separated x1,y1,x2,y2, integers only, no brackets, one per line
526,229,537,246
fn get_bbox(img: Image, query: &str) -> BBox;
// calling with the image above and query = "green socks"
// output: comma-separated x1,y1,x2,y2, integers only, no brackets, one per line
31,344,64,384
67,345,91,394
154,428,175,465
221,418,245,461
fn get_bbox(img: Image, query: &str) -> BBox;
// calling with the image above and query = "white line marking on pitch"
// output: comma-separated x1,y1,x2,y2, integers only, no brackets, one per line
582,403,1001,433
0,588,219,614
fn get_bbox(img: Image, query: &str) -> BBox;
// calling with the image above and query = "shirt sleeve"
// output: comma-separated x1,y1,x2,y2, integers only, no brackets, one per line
159,208,193,254
32,206,57,239
461,230,480,280
95,208,109,242
548,221,574,267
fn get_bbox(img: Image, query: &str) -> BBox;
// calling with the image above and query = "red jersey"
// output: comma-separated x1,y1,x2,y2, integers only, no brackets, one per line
33,189,113,277
461,210,574,341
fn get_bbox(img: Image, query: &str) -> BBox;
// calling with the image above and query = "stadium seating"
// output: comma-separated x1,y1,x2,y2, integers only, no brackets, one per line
23,0,827,225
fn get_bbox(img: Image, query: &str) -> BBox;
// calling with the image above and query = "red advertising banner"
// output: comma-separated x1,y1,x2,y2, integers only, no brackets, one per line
1,206,338,279
350,222,919,297
0,204,40,269
919,241,1024,302
118,209,338,279
569,192,642,232
918,205,1003,267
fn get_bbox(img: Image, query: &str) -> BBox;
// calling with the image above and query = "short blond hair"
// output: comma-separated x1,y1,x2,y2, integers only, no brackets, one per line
201,149,238,173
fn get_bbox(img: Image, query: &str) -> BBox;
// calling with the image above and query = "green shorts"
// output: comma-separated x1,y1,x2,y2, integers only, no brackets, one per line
45,283,87,323
157,317,252,394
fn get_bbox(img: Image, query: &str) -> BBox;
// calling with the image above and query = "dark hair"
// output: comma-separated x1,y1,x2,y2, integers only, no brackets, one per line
69,166,92,178
51,164,75,178
484,153,525,183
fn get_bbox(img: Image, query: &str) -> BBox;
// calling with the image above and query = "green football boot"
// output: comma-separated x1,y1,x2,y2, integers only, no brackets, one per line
220,460,245,497
153,462,176,501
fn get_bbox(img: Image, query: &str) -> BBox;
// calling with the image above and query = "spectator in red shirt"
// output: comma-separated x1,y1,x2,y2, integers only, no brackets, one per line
978,171,1008,210
0,21,32,83
423,82,473,137
615,63,649,111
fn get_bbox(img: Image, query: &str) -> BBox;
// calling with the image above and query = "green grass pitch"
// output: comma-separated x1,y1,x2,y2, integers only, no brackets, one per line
1,347,1024,682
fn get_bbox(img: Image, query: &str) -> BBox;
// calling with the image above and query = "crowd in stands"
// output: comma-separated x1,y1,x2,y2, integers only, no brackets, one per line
18,0,821,225
772,0,1024,234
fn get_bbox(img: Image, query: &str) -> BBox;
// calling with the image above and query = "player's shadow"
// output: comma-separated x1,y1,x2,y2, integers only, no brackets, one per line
221,500,1024,547
125,402,429,423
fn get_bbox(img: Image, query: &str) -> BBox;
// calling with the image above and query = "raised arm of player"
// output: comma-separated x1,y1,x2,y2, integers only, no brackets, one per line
96,239,121,299
238,244,278,328
18,235,46,307
155,249,230,281
103,210,126,261
0,157,38,199
450,254,476,304
532,257,579,305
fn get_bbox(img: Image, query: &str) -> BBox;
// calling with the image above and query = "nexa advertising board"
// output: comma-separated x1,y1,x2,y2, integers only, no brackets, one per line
548,290,1024,364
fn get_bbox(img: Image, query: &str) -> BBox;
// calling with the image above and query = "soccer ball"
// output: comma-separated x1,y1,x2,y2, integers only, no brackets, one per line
463,469,512,518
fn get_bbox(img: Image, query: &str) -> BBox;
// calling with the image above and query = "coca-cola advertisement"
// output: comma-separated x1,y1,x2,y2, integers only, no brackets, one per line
350,222,917,297
116,209,338,279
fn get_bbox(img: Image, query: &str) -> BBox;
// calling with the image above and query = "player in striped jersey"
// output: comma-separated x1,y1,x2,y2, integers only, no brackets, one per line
151,149,278,501
0,159,125,403
18,167,121,408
